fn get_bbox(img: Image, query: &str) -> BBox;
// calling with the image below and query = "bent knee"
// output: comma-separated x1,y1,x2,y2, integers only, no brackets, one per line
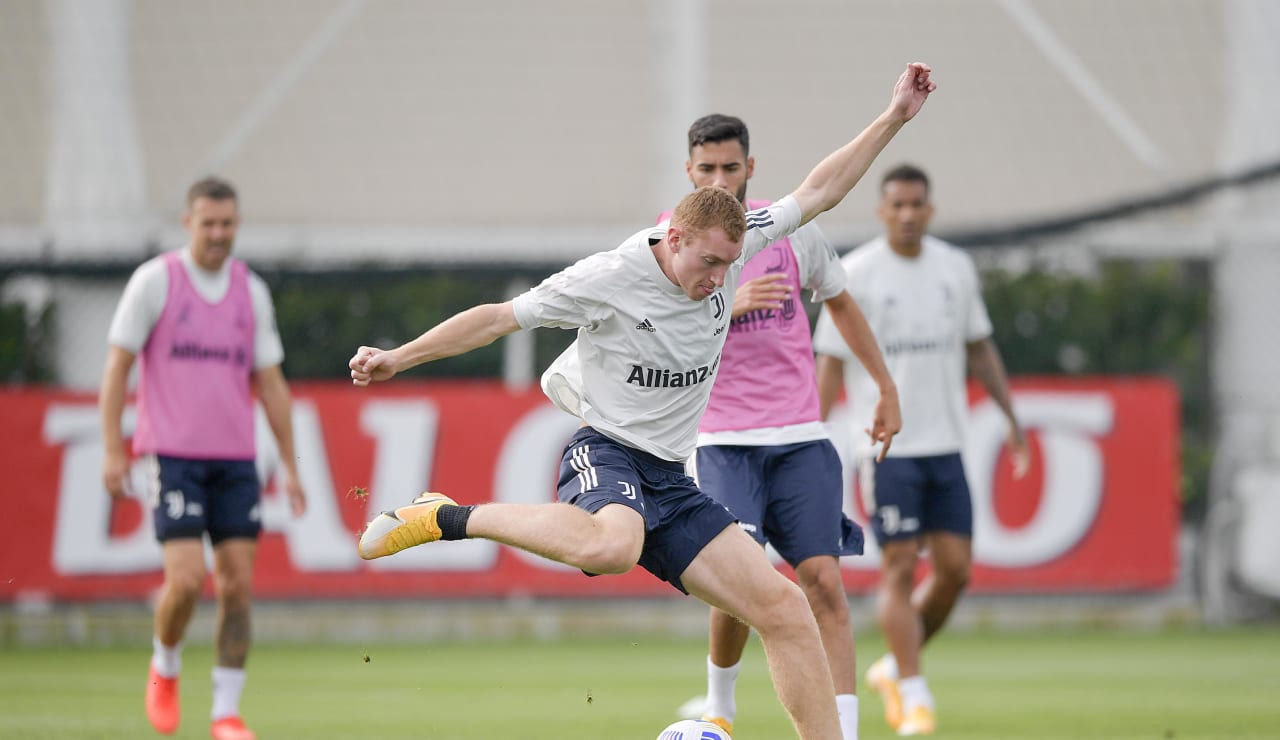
214,572,254,603
582,537,642,575
934,560,971,590
802,582,850,621
880,544,919,588
166,571,207,600
797,562,849,616
743,578,814,635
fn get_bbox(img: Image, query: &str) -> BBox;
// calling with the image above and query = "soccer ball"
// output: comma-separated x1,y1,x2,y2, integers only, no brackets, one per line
656,719,732,740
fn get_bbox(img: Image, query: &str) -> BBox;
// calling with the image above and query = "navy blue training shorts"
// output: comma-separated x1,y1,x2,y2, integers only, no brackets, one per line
144,454,262,544
690,441,863,567
861,452,972,545
556,427,736,593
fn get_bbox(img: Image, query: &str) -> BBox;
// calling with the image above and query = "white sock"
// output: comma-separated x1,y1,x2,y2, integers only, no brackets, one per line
836,693,859,740
704,656,740,721
211,666,247,721
879,653,899,680
150,636,182,678
897,675,934,712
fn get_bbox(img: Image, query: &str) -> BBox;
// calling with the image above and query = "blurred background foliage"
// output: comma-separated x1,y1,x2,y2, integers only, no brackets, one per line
981,260,1212,518
0,300,55,384
264,267,577,380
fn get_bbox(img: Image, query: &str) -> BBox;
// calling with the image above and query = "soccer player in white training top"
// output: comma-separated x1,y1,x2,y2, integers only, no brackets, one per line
814,163,1029,737
350,64,936,740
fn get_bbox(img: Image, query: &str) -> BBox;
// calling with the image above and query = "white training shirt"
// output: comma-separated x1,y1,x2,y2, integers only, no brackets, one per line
107,248,285,370
512,196,803,461
812,235,992,458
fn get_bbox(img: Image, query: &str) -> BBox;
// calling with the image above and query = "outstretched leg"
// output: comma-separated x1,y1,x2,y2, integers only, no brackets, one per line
465,501,645,574
682,526,842,740
361,494,647,577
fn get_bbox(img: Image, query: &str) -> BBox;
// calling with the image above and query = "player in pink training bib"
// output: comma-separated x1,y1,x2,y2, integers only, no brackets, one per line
665,115,901,740
101,178,306,740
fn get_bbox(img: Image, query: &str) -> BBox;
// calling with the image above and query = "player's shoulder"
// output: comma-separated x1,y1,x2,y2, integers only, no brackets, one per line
841,236,888,268
743,195,799,236
924,234,966,255
125,252,175,289
607,226,666,270
924,235,977,269
545,228,658,303
232,255,265,281
244,265,274,301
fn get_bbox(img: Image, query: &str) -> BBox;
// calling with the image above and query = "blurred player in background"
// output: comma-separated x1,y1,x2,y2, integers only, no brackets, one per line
350,63,936,740
665,113,900,740
814,164,1028,736
100,177,306,740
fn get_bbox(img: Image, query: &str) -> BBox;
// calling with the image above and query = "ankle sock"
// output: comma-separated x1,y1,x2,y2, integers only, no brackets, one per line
150,636,182,678
437,504,475,540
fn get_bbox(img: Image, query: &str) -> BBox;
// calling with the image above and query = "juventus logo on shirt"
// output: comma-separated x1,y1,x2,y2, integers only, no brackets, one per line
710,293,725,320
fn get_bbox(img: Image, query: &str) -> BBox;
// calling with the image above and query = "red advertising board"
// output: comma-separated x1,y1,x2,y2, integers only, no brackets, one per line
0,378,1179,602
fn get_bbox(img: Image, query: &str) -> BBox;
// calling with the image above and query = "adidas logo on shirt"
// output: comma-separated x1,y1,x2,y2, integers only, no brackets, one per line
635,318,656,333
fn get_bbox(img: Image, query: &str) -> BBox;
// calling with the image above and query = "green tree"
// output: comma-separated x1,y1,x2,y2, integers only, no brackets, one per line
268,268,575,380
981,259,1212,517
0,301,55,384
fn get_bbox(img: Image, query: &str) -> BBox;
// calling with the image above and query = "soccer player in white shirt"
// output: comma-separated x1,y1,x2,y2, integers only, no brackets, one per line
350,64,937,740
814,164,1029,736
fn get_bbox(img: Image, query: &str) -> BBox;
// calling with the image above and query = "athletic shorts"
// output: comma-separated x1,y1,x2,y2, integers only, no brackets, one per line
144,454,262,544
860,453,972,545
690,441,863,567
556,427,736,594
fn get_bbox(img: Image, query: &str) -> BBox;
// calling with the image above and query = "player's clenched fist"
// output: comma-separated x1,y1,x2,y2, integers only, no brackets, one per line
349,345,399,386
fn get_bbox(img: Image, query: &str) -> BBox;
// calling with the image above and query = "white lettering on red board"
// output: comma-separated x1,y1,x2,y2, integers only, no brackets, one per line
46,391,1114,575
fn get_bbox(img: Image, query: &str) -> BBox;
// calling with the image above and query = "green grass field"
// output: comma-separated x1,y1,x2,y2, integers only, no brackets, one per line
2,627,1278,739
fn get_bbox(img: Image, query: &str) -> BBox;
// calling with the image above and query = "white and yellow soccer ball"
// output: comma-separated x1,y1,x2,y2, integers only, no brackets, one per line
656,719,732,740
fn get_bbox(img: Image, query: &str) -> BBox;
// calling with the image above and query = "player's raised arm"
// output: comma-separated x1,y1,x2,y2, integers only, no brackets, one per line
349,301,521,386
790,62,936,226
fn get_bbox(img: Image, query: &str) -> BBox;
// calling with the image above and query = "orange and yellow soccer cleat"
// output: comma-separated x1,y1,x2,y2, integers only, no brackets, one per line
896,705,937,736
865,655,904,730
358,493,457,560
701,715,734,736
